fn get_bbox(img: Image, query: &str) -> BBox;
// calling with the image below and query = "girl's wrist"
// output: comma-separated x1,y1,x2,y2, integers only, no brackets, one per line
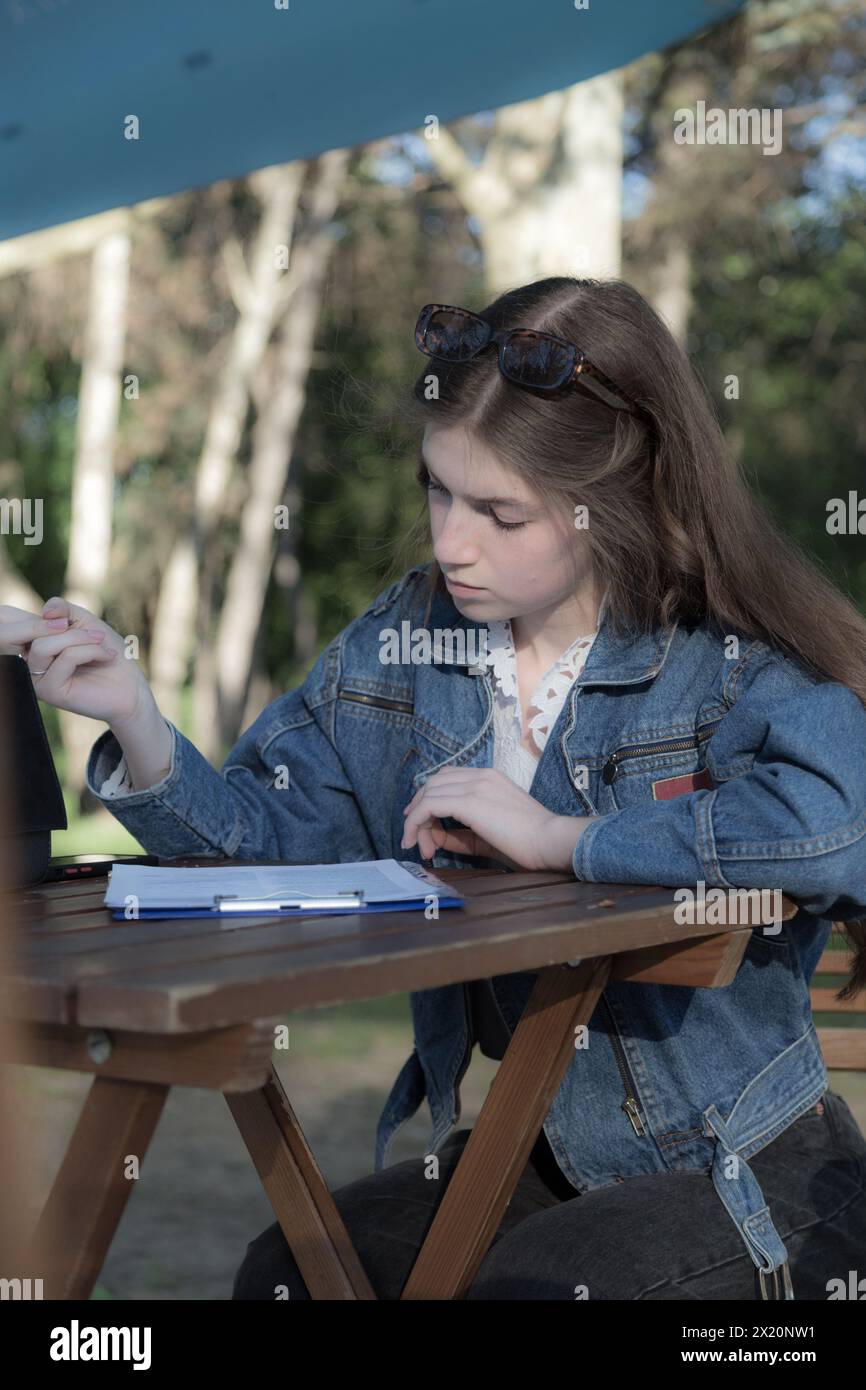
543,814,594,872
109,692,173,792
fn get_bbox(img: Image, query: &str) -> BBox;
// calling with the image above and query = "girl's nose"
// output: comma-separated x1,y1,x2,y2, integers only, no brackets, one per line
433,506,481,565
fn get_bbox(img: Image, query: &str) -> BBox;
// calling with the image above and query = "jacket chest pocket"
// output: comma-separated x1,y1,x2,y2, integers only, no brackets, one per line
336,686,414,720
598,717,723,813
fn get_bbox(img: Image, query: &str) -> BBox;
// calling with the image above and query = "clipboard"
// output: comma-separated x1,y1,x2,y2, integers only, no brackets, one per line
105,859,465,922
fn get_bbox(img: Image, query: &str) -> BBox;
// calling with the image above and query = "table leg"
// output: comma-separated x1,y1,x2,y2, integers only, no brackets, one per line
30,1075,168,1300
226,1067,376,1300
401,955,613,1300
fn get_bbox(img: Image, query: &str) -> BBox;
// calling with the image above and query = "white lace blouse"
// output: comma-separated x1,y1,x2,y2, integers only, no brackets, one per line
482,611,601,792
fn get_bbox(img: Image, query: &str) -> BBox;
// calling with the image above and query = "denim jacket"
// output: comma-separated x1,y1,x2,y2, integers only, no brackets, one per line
85,563,866,1294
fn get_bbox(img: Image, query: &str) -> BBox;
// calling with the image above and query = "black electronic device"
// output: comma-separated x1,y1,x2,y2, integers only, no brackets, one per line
0,653,68,886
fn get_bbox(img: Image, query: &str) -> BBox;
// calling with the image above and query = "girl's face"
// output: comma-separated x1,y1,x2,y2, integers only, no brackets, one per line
422,424,593,625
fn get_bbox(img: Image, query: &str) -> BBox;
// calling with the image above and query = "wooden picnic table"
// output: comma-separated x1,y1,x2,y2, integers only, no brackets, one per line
1,859,798,1300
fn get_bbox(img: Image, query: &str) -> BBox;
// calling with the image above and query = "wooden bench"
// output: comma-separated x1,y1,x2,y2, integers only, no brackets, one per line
813,927,866,1069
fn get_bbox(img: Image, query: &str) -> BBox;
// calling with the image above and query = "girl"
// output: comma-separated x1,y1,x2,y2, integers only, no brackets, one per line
5,276,866,1301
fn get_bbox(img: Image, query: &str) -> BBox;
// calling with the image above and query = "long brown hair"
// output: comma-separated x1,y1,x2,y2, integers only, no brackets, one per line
386,275,866,998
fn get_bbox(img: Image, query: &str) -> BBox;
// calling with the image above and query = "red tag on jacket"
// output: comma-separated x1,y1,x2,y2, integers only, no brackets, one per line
651,768,716,800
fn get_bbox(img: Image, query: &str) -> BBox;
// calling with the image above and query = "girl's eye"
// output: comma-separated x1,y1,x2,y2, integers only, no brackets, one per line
488,509,528,532
426,478,527,532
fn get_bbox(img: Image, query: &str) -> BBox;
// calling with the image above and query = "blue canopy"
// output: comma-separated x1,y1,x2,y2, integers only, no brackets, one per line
1,0,744,241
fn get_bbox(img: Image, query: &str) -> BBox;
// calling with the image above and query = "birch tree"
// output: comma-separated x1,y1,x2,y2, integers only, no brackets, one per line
201,148,351,754
148,162,307,729
58,218,131,806
423,72,625,292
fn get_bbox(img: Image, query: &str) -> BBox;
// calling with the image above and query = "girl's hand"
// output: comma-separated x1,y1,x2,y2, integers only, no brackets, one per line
0,603,80,658
400,766,593,872
1,596,153,727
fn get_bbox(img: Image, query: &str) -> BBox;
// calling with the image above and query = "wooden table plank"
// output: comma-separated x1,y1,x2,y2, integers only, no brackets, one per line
7,866,527,930
5,871,576,956
2,879,648,1025
74,896,773,1031
14,872,584,964
15,882,667,993
6,873,794,1031
5,1018,281,1090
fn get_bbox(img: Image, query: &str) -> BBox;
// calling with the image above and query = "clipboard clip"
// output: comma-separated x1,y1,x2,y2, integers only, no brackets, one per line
212,889,366,914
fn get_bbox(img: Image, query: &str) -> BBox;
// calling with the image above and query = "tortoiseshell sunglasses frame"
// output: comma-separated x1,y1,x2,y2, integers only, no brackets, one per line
415,302,644,416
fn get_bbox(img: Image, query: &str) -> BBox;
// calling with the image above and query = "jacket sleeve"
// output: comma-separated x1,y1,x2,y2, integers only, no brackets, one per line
572,658,866,921
84,636,377,863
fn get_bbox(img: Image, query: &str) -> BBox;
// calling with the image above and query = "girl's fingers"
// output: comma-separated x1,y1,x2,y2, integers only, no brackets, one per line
27,628,105,669
42,597,94,626
31,642,117,686
0,614,71,655
403,785,472,819
403,788,474,840
417,821,447,860
431,827,505,861
403,804,467,853
403,767,502,814
41,595,70,616
415,823,503,862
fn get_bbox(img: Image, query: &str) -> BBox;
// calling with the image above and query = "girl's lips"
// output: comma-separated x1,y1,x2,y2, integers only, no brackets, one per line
445,577,485,592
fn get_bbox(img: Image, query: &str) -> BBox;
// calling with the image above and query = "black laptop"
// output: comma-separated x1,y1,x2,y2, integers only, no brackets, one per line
0,653,161,889
0,653,68,886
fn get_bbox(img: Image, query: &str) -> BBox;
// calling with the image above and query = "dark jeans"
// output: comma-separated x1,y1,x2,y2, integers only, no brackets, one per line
231,1089,866,1300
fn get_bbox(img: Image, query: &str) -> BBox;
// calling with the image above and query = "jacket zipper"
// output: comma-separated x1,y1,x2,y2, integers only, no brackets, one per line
462,981,648,1141
601,994,647,1137
337,688,413,715
602,717,722,785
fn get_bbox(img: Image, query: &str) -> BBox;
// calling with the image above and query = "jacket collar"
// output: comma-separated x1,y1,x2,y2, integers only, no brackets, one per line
422,582,679,689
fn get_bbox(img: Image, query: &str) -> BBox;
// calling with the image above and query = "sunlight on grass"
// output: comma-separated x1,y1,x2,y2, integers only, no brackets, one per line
280,995,412,1058
52,802,144,857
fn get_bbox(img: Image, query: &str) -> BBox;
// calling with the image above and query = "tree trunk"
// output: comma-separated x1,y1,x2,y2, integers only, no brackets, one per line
0,538,43,611
148,162,307,741
206,148,351,755
58,220,131,810
425,72,625,294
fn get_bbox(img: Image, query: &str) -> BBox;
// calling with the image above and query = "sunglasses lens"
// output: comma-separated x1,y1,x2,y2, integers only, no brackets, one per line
423,309,489,361
501,331,573,389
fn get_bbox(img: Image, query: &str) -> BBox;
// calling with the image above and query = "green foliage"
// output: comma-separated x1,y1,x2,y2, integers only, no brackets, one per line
691,191,866,611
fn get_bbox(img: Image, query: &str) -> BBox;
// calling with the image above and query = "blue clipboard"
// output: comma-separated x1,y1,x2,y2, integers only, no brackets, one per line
107,860,465,921
110,894,465,921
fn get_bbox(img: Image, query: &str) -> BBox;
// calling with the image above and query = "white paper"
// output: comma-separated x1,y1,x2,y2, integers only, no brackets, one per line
104,858,452,910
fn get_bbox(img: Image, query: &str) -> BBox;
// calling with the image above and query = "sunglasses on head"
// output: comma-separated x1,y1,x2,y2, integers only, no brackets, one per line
415,302,643,417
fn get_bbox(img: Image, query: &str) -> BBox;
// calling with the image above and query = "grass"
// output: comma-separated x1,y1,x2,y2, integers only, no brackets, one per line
277,994,412,1058
52,802,144,857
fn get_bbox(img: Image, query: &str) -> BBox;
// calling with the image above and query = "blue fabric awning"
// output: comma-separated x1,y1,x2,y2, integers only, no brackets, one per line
0,0,744,241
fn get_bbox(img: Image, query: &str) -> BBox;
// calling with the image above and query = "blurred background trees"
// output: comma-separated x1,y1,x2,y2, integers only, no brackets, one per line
0,0,864,843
